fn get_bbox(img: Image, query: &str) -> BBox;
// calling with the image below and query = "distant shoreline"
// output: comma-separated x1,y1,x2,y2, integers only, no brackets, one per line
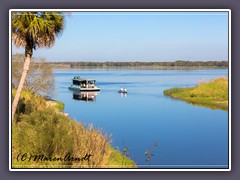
47,60,228,69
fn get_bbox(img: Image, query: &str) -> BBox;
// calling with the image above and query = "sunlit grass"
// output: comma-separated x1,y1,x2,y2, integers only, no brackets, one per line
163,77,228,110
12,90,136,168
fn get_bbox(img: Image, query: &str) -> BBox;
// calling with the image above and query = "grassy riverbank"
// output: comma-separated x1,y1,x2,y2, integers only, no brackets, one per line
12,90,136,168
163,77,228,110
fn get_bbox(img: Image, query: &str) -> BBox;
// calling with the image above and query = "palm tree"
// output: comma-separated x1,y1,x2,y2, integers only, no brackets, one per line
11,12,65,122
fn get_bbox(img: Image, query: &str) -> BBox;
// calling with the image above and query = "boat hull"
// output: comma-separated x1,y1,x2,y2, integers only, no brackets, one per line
69,86,100,91
118,90,127,93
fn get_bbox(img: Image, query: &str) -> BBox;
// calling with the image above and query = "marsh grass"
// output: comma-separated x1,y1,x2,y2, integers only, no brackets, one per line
12,90,136,168
163,77,228,110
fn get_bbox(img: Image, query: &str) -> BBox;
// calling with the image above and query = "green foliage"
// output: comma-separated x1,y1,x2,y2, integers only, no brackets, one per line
12,90,136,168
12,12,64,51
163,77,228,110
108,149,136,168
163,87,186,96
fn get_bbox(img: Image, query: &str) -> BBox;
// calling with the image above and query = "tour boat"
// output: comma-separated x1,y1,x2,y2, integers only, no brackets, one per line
69,76,100,91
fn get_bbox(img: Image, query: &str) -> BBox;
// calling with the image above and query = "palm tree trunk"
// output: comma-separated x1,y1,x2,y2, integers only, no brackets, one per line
12,55,31,122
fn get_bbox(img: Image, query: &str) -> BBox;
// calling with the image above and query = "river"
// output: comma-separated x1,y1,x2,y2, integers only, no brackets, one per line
53,68,228,169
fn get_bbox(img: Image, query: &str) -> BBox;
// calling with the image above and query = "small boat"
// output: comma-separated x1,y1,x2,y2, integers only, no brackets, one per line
118,88,127,93
69,76,100,91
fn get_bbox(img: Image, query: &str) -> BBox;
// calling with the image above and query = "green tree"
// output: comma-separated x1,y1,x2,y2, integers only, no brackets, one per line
11,12,65,122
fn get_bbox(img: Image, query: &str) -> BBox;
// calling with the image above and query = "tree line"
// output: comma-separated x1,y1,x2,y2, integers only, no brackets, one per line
49,60,228,68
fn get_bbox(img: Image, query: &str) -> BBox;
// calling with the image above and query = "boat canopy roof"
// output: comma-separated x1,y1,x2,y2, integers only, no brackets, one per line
72,76,96,82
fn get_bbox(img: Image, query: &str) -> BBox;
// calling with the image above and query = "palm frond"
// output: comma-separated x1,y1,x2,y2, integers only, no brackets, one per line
12,11,65,55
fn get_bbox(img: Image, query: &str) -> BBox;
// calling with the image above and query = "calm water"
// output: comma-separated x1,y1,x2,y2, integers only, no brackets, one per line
53,68,228,168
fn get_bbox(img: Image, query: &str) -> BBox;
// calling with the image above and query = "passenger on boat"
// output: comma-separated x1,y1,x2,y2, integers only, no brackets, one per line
120,87,123,92
123,88,127,92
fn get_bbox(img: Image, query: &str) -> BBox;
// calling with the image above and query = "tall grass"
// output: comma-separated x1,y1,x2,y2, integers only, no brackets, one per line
12,90,136,168
163,87,186,96
163,77,228,110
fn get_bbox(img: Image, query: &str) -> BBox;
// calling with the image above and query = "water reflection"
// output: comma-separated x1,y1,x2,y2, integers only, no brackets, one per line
186,100,228,111
166,96,228,111
73,91,98,102
119,92,127,98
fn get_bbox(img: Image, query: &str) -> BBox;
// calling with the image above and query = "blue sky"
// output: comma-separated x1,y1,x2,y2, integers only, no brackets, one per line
12,11,229,62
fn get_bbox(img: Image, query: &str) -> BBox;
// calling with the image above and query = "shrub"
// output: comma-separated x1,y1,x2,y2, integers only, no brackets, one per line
12,90,136,168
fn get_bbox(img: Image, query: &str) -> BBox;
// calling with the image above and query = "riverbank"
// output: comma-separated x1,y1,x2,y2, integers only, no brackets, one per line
12,89,136,168
48,60,228,69
52,66,228,71
163,77,228,111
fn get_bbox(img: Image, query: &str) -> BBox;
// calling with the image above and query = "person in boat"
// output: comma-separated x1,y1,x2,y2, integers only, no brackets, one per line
120,87,123,92
123,87,127,93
